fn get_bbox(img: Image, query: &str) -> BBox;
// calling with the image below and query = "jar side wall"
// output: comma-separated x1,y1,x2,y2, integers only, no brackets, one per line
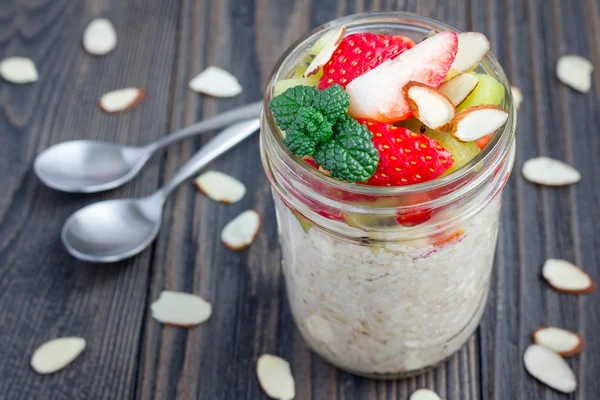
275,193,501,375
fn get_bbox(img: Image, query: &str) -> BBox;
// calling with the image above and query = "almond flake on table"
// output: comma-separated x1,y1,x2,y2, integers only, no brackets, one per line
403,81,455,130
189,66,242,97
511,86,523,110
451,105,508,141
256,354,295,400
556,55,594,93
450,32,490,74
0,57,38,84
98,88,146,114
83,18,117,56
30,337,86,375
194,171,246,204
522,157,580,186
221,210,261,250
542,258,596,294
409,389,442,400
532,327,584,357
439,73,479,106
150,290,212,327
304,26,346,77
523,344,576,393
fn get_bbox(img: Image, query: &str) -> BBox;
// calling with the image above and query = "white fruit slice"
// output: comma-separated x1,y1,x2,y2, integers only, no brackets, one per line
511,86,523,110
257,354,295,400
98,88,146,114
522,157,581,186
532,327,584,357
451,105,508,141
403,81,455,130
194,171,246,204
523,344,577,393
410,389,442,400
150,290,212,327
542,258,596,294
450,32,490,73
439,73,478,106
189,66,242,97
346,31,458,123
0,57,38,84
221,210,261,250
304,26,345,77
31,337,86,375
556,55,594,93
83,19,117,56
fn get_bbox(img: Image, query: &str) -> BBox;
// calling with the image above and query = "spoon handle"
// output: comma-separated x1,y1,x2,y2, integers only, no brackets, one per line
148,101,262,152
158,118,261,198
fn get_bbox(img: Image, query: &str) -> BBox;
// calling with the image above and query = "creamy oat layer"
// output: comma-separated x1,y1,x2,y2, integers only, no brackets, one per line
275,196,501,376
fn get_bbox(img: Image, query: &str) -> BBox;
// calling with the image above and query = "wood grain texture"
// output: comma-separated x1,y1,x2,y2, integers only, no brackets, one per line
0,0,598,399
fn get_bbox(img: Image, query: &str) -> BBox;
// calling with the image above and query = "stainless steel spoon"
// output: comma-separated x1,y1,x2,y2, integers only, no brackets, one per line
35,101,262,193
61,118,260,263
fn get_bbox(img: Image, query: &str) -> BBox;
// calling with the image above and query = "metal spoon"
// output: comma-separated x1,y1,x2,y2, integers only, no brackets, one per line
35,101,262,193
61,118,260,263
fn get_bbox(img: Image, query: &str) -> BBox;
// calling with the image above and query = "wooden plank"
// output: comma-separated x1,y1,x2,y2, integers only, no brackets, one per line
0,0,180,399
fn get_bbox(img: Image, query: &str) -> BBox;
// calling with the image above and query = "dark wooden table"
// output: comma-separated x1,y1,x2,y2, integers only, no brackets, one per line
0,0,598,399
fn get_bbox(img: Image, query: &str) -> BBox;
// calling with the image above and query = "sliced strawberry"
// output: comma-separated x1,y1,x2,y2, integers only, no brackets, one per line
396,208,433,227
346,31,459,123
303,156,319,169
357,119,454,186
318,33,415,90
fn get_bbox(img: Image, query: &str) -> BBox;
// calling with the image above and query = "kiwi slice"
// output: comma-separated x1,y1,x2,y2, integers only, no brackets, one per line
457,74,505,111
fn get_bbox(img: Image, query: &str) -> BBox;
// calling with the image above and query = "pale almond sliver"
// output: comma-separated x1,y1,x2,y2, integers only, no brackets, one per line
194,171,246,204
257,354,295,400
522,157,581,186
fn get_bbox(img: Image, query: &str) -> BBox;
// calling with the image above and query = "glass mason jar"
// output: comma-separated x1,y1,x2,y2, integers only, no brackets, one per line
260,11,516,378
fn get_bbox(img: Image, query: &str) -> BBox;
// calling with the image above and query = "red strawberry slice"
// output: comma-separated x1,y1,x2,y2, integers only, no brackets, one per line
318,33,415,90
346,31,459,123
357,119,454,186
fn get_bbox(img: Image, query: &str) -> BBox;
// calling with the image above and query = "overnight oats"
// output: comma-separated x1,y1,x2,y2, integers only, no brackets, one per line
260,12,516,378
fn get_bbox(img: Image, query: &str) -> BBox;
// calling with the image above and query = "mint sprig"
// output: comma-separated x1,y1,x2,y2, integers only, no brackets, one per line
269,84,378,183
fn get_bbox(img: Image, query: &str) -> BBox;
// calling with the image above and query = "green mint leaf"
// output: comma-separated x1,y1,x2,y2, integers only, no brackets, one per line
311,84,350,124
269,85,319,131
295,107,333,143
313,115,379,183
282,127,319,157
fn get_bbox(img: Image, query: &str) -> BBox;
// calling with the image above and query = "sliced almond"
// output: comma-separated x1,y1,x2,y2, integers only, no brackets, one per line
450,32,490,73
194,171,246,204
306,314,334,343
221,210,261,250
524,344,576,393
150,290,212,327
522,157,581,186
256,354,295,400
556,55,594,93
532,327,584,357
189,66,242,97
31,337,86,375
304,26,346,77
0,57,38,84
410,389,442,400
511,86,523,110
542,258,596,294
83,19,117,56
439,73,478,106
450,105,508,141
98,88,145,114
403,81,455,130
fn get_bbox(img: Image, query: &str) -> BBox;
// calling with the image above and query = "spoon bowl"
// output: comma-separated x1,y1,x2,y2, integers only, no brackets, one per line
62,195,163,262
35,141,149,193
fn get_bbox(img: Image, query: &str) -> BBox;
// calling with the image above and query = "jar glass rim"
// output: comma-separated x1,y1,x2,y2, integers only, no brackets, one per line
261,11,516,197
